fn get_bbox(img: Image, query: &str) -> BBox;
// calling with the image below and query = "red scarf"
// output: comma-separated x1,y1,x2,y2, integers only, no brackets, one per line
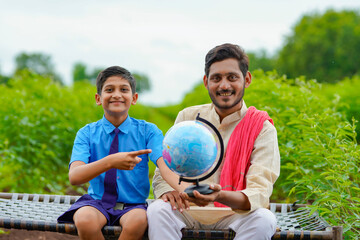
214,106,273,207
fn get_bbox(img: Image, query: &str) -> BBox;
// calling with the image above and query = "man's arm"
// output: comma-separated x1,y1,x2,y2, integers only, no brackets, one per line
181,184,250,210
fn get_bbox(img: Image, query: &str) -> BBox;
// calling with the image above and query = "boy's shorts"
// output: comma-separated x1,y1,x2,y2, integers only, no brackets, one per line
57,194,147,226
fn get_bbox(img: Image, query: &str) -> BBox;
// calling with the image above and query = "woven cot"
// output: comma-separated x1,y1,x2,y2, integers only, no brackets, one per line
0,192,342,240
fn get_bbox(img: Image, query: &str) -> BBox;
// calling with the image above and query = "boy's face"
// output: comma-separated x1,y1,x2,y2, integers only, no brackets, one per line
95,76,138,118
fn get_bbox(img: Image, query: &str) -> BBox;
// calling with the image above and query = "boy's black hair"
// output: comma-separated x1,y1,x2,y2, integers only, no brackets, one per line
204,43,249,78
96,66,136,95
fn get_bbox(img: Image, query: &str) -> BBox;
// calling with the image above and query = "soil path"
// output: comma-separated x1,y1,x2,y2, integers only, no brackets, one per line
0,229,79,240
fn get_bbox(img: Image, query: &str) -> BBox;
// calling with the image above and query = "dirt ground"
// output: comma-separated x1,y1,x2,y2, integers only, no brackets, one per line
0,229,79,240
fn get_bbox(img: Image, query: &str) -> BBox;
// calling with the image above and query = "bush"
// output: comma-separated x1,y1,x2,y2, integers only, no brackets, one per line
0,70,103,193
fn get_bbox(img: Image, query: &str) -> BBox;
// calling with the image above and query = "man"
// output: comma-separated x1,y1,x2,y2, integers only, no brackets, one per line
147,43,280,240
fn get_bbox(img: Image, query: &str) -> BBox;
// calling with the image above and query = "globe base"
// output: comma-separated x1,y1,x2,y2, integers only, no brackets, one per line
185,184,213,198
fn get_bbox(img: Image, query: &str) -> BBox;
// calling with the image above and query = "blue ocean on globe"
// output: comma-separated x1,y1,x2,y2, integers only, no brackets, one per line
162,121,218,177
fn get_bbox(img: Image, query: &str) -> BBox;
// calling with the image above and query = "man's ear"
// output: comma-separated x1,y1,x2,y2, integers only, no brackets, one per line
95,93,102,105
203,75,208,88
245,71,252,88
131,92,138,105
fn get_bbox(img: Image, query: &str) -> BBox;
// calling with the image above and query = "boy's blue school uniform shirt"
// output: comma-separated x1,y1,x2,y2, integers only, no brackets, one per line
70,115,163,204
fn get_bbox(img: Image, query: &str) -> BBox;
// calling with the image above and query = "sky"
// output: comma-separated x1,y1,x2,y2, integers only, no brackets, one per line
1,0,359,106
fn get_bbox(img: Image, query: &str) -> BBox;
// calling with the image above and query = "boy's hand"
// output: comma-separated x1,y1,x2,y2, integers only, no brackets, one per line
112,149,151,170
161,190,190,213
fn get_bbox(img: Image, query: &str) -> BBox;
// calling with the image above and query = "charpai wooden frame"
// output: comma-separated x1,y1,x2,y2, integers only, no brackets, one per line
0,192,342,240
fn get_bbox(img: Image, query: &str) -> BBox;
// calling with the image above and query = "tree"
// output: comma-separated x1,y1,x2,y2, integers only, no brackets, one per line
277,9,360,83
247,49,275,72
133,72,151,93
15,52,62,84
72,62,88,82
0,66,10,84
72,62,102,83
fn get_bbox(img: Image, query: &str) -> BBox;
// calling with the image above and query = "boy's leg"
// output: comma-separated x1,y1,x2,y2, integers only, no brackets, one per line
73,206,107,240
118,208,147,240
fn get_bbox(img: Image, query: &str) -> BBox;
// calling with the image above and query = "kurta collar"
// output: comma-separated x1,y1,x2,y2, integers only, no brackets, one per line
210,100,248,125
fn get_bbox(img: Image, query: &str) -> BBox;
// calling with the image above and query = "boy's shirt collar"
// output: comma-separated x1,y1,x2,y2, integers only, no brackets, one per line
101,115,131,134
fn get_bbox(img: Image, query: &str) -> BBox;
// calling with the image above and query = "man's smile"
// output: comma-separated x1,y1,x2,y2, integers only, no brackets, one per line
217,90,234,96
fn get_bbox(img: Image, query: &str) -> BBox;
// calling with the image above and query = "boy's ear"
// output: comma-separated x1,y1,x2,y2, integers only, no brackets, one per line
95,93,102,105
131,92,138,105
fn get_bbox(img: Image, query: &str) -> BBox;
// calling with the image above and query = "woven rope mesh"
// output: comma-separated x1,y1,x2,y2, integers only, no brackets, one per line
0,195,330,232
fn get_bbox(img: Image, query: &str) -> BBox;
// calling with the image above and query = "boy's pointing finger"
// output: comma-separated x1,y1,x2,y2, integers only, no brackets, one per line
132,149,152,156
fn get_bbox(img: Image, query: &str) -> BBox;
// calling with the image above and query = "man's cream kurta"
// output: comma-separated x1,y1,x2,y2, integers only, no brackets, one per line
153,101,280,213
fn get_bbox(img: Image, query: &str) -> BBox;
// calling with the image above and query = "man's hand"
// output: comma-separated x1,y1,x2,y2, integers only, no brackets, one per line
112,149,152,170
180,184,222,207
161,191,190,213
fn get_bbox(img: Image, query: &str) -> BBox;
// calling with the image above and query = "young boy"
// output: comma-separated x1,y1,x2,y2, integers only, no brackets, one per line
58,66,180,240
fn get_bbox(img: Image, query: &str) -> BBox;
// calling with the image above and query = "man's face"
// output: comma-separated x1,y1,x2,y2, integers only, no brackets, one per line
95,76,138,118
204,58,251,115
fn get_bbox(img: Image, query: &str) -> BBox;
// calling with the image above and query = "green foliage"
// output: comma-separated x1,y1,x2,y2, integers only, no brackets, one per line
0,70,103,193
246,70,359,238
14,52,62,84
319,76,360,142
179,81,211,109
247,49,275,72
277,9,360,83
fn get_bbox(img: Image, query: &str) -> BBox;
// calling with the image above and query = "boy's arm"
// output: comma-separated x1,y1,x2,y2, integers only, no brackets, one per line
69,149,151,185
156,157,189,192
156,157,191,211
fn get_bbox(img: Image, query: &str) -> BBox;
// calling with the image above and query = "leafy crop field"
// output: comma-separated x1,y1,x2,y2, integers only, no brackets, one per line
1,70,359,237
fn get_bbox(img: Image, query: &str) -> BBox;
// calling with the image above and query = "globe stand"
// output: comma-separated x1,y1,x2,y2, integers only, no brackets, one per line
178,113,224,198
182,179,214,198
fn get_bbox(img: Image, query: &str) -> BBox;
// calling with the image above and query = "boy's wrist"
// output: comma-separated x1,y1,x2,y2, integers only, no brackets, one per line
104,154,115,170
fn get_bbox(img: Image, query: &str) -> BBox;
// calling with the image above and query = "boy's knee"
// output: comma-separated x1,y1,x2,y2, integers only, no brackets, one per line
74,209,104,232
121,210,147,236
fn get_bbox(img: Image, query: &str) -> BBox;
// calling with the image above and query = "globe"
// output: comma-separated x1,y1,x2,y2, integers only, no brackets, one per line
162,120,218,178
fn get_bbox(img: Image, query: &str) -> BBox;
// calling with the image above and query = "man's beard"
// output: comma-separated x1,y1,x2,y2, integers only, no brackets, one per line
208,89,245,110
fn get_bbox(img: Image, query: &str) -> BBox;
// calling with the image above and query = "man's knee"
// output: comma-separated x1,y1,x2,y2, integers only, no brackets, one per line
249,208,277,233
230,208,277,239
147,199,172,221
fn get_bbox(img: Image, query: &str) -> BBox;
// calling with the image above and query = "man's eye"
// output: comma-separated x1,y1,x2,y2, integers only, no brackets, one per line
105,88,112,92
211,76,221,81
229,75,238,81
122,88,129,92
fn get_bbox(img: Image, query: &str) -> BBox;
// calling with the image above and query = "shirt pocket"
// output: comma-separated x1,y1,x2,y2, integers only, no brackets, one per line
135,155,149,169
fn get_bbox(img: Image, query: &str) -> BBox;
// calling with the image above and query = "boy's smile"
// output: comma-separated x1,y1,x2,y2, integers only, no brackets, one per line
95,76,138,124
